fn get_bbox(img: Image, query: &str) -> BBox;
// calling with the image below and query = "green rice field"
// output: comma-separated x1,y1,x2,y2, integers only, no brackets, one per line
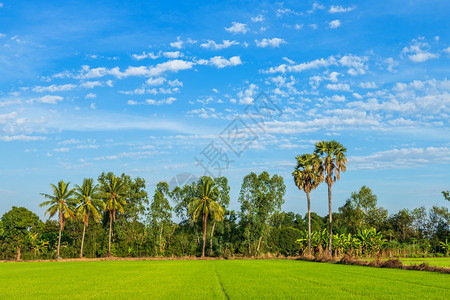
0,259,449,299
362,257,450,268
397,257,450,268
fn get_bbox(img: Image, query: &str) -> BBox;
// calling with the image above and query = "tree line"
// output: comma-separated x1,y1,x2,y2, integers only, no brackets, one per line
0,140,449,260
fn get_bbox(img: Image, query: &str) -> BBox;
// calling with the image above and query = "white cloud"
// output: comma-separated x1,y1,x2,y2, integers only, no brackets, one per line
0,135,46,142
187,107,220,119
168,79,183,87
282,57,295,64
295,24,304,30
350,147,450,170
402,39,439,62
54,147,70,152
408,52,439,63
132,51,161,60
444,47,450,54
251,15,264,22
225,22,249,34
29,95,64,104
329,20,341,29
327,71,341,82
170,36,183,49
330,95,346,102
58,138,80,145
148,60,194,76
0,3,3,8
146,77,166,85
163,51,183,58
360,82,378,89
238,83,258,104
264,56,337,74
309,76,321,89
94,150,160,161
339,55,368,75
187,38,197,44
385,57,398,72
200,40,239,50
326,83,351,91
309,24,318,29
328,5,354,13
198,56,242,69
255,38,286,48
145,97,176,105
85,93,96,99
32,84,76,92
80,81,102,89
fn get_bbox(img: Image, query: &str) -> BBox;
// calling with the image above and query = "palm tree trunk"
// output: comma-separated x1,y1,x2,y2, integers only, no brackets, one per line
57,223,62,258
108,211,113,257
80,222,86,258
307,192,311,255
209,221,216,256
202,213,207,258
328,183,332,256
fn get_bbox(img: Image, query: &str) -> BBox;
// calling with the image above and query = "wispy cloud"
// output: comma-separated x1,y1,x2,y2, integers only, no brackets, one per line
200,40,239,50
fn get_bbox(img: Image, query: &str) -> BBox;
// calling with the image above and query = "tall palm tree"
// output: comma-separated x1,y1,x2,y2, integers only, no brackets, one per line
75,178,104,258
40,181,77,258
292,153,323,255
188,177,224,258
315,140,347,256
101,175,128,256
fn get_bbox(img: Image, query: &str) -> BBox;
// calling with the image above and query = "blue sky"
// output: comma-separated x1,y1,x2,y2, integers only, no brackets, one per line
0,0,449,219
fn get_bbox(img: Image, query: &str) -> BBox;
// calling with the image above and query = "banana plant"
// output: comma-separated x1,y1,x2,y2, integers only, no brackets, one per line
440,239,450,256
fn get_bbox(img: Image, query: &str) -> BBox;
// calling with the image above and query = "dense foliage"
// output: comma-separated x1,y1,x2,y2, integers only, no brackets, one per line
0,140,448,260
0,172,448,260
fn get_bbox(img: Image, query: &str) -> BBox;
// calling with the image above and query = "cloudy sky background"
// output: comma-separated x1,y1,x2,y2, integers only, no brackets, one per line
0,0,449,218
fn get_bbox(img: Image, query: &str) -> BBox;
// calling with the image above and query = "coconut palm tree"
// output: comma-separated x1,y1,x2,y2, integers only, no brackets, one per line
75,178,104,258
314,140,347,256
188,177,224,258
40,181,77,258
100,175,128,256
292,153,323,255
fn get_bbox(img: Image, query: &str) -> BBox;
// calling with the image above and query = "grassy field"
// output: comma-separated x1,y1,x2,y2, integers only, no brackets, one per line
362,257,450,268
397,257,450,267
0,259,449,299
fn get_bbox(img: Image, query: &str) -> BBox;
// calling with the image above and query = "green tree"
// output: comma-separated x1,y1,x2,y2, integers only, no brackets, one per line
100,174,128,256
389,209,414,242
315,140,347,255
239,171,286,256
1,207,41,260
75,178,104,258
292,153,322,255
40,181,77,258
209,176,230,256
149,182,172,254
442,191,450,202
188,177,224,257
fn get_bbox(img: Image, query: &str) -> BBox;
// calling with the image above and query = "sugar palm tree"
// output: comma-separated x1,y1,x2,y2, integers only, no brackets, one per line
101,175,128,256
40,180,77,258
292,153,323,255
75,178,104,258
188,177,224,258
315,140,347,256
